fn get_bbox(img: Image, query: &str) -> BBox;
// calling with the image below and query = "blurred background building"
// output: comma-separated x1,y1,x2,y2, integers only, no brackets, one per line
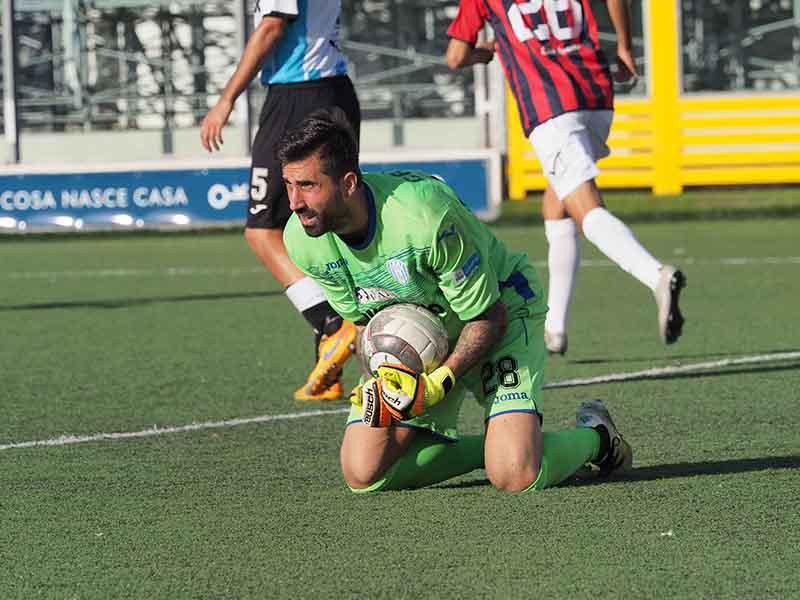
2,0,642,159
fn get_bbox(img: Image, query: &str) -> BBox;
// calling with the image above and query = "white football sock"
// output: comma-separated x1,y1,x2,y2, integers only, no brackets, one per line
582,207,662,291
544,218,580,334
285,276,328,313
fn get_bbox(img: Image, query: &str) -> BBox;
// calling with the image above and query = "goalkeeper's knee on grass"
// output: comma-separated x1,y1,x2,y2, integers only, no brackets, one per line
346,434,485,493
346,467,396,494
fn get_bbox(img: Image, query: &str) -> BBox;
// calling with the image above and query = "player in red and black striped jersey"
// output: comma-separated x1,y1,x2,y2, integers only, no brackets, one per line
447,0,685,353
449,0,614,135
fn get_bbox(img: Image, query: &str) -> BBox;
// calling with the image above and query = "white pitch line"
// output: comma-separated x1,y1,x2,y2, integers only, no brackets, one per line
0,408,350,451
2,266,265,279
2,351,799,452
3,256,800,280
543,351,800,389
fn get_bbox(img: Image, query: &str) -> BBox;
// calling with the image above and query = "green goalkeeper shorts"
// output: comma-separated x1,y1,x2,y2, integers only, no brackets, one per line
345,312,546,440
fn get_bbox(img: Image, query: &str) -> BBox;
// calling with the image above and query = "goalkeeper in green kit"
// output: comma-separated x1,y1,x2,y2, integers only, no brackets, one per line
280,108,633,493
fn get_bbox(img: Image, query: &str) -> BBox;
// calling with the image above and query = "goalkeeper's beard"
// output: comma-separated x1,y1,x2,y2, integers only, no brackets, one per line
297,189,350,238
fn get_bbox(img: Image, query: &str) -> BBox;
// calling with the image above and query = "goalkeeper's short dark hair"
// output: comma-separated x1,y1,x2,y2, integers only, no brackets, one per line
276,107,361,184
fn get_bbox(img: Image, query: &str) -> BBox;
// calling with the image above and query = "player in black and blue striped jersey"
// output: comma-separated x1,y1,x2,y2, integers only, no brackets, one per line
201,1,361,402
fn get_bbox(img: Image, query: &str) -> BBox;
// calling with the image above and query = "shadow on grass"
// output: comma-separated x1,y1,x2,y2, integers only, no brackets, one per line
436,454,800,490
434,478,492,490
0,290,281,311
565,454,800,487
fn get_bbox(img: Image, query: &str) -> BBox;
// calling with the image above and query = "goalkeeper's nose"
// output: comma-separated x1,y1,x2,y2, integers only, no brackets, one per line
287,185,304,212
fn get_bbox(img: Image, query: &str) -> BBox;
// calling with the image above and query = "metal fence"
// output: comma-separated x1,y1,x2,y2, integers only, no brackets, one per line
0,2,472,137
681,0,800,93
3,1,799,164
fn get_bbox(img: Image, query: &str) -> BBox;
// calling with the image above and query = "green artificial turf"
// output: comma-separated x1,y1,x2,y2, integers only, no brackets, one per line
1,200,799,598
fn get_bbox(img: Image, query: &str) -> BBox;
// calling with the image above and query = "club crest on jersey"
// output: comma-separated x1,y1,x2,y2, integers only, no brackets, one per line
385,258,410,285
356,287,398,305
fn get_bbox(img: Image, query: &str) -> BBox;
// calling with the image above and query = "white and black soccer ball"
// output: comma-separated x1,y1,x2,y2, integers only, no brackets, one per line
361,304,449,376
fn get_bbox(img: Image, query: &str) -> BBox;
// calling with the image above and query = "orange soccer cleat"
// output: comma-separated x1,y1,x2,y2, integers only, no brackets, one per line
294,379,345,402
294,321,356,401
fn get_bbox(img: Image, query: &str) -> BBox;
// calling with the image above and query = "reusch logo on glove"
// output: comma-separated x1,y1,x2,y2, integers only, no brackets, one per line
362,386,376,423
381,388,406,411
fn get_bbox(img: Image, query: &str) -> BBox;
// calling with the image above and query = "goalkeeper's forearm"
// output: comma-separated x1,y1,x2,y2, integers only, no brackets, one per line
445,299,508,377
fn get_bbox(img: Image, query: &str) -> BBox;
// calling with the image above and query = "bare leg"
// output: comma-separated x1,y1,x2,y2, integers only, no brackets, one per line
485,411,603,492
340,423,417,489
246,226,354,399
244,227,305,288
341,422,484,492
561,179,604,229
541,184,568,220
484,412,543,492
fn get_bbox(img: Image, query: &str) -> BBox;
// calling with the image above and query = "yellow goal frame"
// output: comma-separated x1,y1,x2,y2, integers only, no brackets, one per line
506,0,800,198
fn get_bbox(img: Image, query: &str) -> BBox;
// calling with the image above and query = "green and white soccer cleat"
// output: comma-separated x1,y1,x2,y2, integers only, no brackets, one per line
576,400,633,477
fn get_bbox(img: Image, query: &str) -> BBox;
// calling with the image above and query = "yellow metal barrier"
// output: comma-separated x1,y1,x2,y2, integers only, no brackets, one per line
506,2,800,198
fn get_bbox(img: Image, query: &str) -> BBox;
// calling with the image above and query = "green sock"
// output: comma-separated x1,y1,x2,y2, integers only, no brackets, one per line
350,434,484,493
524,428,601,492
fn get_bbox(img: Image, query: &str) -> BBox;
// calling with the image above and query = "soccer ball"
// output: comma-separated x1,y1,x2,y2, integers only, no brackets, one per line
361,303,449,376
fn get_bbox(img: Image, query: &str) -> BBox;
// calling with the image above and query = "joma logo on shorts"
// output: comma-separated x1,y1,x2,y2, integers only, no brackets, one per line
494,391,529,404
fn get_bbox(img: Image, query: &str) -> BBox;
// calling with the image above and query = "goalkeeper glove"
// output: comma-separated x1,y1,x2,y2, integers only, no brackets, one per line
349,379,394,428
376,363,455,421
348,364,456,428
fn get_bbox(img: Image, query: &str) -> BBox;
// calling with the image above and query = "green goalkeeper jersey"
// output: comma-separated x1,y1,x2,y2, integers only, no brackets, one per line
284,170,545,342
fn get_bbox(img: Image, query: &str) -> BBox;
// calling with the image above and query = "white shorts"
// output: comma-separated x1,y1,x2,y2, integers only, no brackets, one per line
529,109,613,200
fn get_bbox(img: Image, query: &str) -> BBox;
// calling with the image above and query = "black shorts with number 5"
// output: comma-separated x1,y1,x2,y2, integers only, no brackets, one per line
246,75,361,229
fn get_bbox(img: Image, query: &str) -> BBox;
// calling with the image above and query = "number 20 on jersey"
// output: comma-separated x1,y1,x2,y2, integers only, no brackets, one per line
508,0,584,44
